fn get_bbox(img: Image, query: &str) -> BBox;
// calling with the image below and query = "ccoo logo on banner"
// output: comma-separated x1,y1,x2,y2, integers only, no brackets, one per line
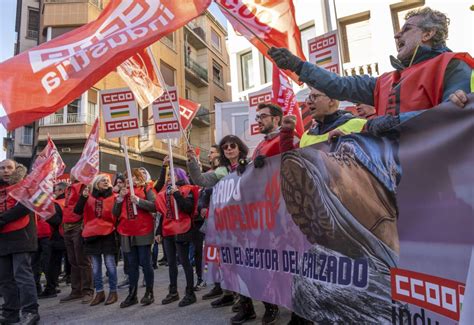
152,87,181,140
308,30,340,74
248,86,272,136
101,88,140,139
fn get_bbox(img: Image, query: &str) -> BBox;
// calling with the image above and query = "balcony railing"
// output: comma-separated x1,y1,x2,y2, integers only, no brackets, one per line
185,54,208,82
343,62,379,77
40,113,89,126
193,106,210,125
187,21,206,41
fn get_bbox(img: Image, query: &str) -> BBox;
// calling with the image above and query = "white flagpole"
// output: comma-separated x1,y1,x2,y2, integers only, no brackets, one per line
167,135,179,220
146,47,192,148
121,136,138,215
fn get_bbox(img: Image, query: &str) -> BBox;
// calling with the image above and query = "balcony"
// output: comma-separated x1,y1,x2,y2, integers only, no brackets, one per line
192,106,210,127
185,21,207,50
39,113,84,125
185,53,209,87
38,113,94,143
343,62,379,77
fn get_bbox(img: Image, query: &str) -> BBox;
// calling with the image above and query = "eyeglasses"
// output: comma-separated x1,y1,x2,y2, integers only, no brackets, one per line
221,143,237,151
398,23,420,35
307,93,327,102
255,113,272,121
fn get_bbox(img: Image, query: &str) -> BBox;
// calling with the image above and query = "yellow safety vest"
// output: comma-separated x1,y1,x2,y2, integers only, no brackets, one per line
299,118,367,148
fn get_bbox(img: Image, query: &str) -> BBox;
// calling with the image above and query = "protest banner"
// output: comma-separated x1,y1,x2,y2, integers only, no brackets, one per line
152,87,181,140
308,30,340,74
101,88,140,139
205,98,474,324
0,0,211,130
179,98,201,130
248,87,272,136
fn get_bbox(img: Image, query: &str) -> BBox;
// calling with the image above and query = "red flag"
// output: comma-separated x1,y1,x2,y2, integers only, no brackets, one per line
179,98,201,130
117,47,164,109
8,156,59,219
272,65,304,136
32,136,65,178
215,0,305,84
70,118,99,185
0,0,211,130
299,102,314,131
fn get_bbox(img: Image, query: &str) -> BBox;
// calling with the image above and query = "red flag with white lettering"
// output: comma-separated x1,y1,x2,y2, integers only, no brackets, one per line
32,136,65,178
215,0,305,84
117,47,164,108
0,0,211,130
70,118,100,185
8,156,58,219
272,65,304,136
179,98,201,130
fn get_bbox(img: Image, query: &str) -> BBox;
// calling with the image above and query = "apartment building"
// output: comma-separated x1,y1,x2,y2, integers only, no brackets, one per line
228,0,474,101
27,0,231,177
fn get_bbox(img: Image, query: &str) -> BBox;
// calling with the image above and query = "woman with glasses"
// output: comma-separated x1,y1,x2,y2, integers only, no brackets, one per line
186,135,249,309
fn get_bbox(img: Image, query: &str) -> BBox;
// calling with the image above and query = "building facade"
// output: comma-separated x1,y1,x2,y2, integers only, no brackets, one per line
14,0,231,177
227,0,474,101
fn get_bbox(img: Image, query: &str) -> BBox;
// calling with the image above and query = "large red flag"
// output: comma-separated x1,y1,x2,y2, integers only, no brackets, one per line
9,156,59,219
70,118,99,185
272,65,304,136
0,0,211,130
32,136,66,178
117,47,163,109
179,98,201,130
215,0,305,84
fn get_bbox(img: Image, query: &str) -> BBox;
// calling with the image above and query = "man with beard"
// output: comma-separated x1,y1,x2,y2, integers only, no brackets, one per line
0,160,40,325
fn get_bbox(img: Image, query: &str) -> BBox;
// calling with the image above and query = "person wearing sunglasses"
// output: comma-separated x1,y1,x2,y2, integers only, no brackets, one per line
186,135,248,312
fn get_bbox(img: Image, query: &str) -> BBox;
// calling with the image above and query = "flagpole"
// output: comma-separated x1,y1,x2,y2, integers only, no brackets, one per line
214,1,270,50
167,135,179,220
121,136,138,215
146,47,192,148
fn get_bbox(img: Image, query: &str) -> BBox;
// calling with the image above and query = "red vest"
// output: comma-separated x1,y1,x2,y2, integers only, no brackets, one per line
82,193,117,238
252,135,282,160
374,52,474,115
62,183,84,224
54,197,65,237
117,186,154,237
155,185,199,237
0,184,30,234
36,214,52,239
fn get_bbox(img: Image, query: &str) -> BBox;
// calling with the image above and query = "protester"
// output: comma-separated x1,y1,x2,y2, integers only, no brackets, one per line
155,168,200,307
0,160,40,324
74,174,119,306
269,7,473,122
186,135,249,309
60,176,94,304
32,211,52,295
38,182,68,299
114,169,156,308
354,103,376,119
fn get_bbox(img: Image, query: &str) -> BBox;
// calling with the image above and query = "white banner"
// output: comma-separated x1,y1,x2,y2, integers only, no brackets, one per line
100,88,140,139
308,30,340,74
248,86,272,136
152,87,181,140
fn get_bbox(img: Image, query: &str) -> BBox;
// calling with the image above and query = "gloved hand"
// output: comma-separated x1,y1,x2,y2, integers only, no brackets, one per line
253,155,266,168
268,47,303,73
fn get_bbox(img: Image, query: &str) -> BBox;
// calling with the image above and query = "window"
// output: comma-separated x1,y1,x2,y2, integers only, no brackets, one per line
27,8,39,39
67,98,80,123
240,51,254,91
390,1,425,35
141,107,149,127
160,61,175,86
212,61,224,88
162,32,175,49
22,125,33,145
211,28,221,51
300,23,317,60
185,87,191,100
340,12,372,64
87,89,98,124
261,54,272,84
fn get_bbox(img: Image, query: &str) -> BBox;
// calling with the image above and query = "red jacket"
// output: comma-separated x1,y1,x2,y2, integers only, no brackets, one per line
117,186,154,237
155,185,199,237
62,182,84,224
253,128,299,159
36,214,52,239
0,183,29,234
82,193,117,238
374,52,474,115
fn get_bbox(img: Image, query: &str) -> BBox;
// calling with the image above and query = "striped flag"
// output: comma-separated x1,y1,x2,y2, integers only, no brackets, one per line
158,105,175,119
110,105,131,119
316,50,332,66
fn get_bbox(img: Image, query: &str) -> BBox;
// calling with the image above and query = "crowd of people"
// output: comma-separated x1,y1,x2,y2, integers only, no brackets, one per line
0,6,472,325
